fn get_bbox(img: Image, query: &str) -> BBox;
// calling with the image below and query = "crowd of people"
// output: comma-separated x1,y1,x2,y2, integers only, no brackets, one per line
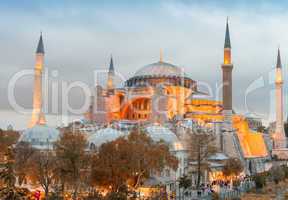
193,176,254,198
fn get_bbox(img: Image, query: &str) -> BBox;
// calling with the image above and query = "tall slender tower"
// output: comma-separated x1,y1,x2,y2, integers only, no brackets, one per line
222,18,233,130
29,33,46,127
107,56,115,90
274,48,286,148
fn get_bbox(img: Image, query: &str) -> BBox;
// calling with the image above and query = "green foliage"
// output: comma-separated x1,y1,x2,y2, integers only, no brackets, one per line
253,174,266,189
232,179,240,187
179,175,191,190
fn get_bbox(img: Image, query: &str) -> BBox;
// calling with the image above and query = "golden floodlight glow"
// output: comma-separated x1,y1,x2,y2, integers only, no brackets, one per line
224,48,231,65
186,99,268,158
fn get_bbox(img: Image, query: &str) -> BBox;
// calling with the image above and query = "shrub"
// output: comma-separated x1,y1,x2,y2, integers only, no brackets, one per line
179,175,192,190
254,174,266,189
211,192,219,200
269,166,285,184
232,179,240,188
282,165,288,179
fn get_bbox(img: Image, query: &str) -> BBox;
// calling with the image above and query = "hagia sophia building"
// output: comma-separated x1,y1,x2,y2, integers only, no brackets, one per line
19,19,287,194
84,19,269,160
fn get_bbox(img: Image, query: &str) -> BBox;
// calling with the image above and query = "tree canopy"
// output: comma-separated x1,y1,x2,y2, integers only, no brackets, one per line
54,130,89,200
185,126,217,188
223,157,243,178
91,128,178,192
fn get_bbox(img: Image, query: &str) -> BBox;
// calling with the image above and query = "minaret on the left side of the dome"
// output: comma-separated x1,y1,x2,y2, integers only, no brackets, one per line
107,55,115,90
273,48,286,149
222,18,233,131
29,33,46,128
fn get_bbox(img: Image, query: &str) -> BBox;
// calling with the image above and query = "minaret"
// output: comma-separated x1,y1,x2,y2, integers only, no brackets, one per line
274,48,286,148
222,18,233,130
160,49,163,63
29,33,46,127
107,55,115,90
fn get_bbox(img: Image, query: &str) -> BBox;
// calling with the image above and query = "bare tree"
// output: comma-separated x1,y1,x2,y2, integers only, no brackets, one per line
55,130,89,200
186,126,217,189
14,142,35,186
29,150,57,199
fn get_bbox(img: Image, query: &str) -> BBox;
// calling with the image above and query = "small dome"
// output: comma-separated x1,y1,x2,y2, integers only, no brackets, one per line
134,61,189,78
19,125,60,150
145,125,179,144
87,126,184,151
87,127,126,148
145,125,184,151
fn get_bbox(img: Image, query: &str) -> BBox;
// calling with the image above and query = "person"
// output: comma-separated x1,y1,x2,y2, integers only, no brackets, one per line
34,190,41,200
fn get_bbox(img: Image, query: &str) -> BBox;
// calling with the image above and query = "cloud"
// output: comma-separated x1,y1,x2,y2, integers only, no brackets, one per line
0,0,288,128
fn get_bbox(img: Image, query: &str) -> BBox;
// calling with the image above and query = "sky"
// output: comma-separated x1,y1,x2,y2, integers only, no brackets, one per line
0,0,288,129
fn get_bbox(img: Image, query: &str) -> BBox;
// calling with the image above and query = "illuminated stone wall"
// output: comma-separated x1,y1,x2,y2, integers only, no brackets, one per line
87,84,268,158
185,99,268,158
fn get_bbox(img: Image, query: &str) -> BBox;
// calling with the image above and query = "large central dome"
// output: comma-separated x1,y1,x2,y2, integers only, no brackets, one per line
125,61,196,89
134,61,188,78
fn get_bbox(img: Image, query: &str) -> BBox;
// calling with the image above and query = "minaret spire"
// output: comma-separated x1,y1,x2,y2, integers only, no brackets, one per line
224,17,232,65
36,32,45,54
276,48,282,68
107,55,115,90
224,17,231,49
109,55,115,74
